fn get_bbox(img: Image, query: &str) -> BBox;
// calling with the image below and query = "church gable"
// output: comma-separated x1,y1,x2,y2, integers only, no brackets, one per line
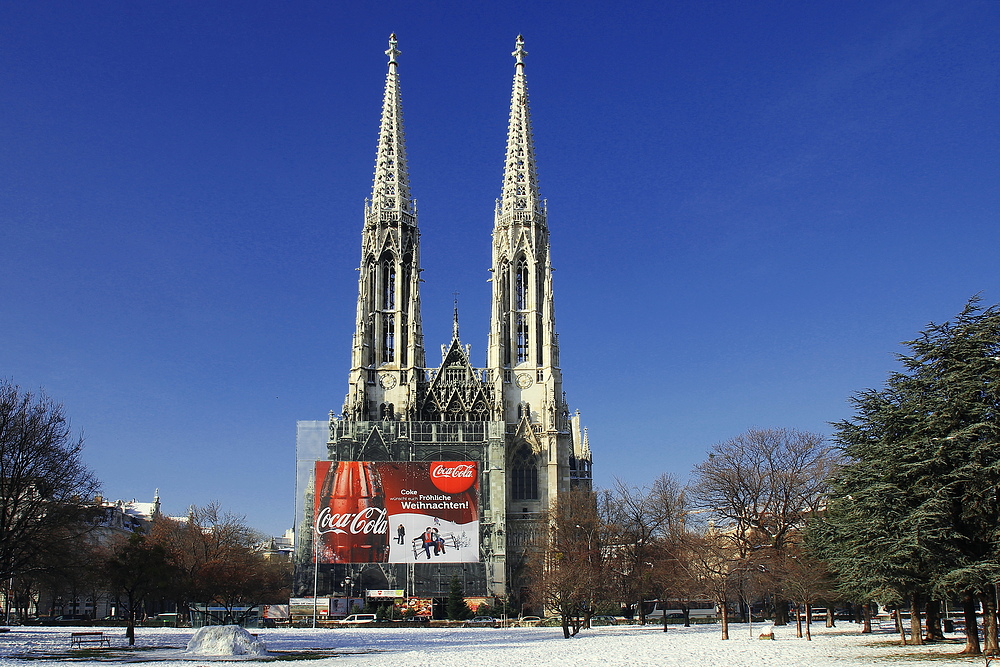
510,413,543,457
416,340,493,421
512,227,534,256
378,228,400,256
357,426,391,461
441,340,471,369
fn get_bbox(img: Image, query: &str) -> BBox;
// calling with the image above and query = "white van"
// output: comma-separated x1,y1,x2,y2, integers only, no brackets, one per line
338,614,377,624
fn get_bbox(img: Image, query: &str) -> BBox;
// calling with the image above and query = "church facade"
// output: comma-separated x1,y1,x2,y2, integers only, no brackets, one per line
294,35,592,605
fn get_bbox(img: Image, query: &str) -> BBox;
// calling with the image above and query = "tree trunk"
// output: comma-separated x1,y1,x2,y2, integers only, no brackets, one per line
895,608,907,645
805,604,812,641
720,600,730,640
908,594,923,645
862,602,872,634
960,592,981,656
561,614,571,639
979,588,998,655
125,592,137,647
924,599,944,641
773,596,788,626
795,603,802,638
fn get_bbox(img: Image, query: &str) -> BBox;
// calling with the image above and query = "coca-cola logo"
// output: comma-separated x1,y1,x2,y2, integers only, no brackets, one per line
315,506,388,536
430,461,477,494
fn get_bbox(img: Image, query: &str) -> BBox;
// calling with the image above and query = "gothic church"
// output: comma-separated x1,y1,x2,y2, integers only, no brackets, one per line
295,35,592,603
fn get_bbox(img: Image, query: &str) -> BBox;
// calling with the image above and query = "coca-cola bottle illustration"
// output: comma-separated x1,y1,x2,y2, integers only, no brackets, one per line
315,461,389,563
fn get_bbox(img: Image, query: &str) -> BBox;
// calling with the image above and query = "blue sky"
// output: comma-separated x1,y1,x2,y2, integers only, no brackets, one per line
2,1,998,536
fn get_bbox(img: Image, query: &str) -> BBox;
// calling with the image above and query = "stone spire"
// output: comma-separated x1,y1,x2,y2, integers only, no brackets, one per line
344,34,425,422
488,35,562,430
369,33,414,219
498,35,544,224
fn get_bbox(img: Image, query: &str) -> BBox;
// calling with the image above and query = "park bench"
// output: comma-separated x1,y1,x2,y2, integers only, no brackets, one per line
70,632,111,648
411,531,472,559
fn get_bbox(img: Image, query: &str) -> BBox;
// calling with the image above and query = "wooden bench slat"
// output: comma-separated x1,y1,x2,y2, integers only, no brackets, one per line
70,631,111,648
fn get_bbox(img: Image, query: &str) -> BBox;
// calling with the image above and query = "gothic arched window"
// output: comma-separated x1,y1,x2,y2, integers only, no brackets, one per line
511,445,538,500
515,260,529,311
383,315,395,362
516,314,529,364
382,261,396,311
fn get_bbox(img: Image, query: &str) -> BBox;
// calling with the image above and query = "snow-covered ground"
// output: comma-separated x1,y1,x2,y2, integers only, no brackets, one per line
0,622,978,666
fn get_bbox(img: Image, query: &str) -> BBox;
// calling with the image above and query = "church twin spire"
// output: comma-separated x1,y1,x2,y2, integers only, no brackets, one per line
372,32,540,225
346,34,424,421
347,34,558,425
498,35,544,225
368,33,414,223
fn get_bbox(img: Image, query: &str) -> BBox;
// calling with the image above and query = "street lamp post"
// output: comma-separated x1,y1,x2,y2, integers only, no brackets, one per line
312,528,320,629
575,523,598,627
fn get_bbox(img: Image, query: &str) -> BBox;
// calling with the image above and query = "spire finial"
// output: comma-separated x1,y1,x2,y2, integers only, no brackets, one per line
386,33,400,68
452,292,460,340
512,34,527,68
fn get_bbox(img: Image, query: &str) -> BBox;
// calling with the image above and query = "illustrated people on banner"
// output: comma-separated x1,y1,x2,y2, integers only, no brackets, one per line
421,527,435,559
397,524,405,545
432,527,446,555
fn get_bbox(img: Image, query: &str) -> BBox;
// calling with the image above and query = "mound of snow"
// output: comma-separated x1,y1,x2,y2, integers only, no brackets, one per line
185,625,268,656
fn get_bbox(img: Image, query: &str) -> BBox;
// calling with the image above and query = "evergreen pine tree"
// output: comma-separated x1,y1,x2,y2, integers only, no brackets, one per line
446,575,472,620
810,297,1000,655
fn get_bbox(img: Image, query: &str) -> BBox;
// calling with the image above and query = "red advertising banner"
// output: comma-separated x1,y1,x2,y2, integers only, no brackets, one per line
314,461,479,564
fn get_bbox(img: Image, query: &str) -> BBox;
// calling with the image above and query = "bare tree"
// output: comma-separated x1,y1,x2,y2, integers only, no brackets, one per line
151,503,289,625
528,489,612,638
778,548,837,640
644,474,697,630
604,478,673,624
0,381,100,581
690,428,838,625
680,526,739,639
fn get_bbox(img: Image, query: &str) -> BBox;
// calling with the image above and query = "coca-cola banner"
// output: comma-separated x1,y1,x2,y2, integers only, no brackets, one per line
314,460,479,564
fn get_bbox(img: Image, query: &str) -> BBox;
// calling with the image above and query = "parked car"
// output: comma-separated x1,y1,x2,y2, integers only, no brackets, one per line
464,616,497,628
517,616,542,627
591,615,617,626
338,614,377,624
